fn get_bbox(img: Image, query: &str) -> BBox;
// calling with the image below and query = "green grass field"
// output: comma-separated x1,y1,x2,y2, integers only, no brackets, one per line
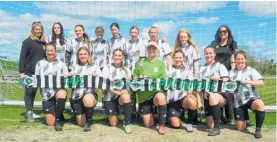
0,59,18,71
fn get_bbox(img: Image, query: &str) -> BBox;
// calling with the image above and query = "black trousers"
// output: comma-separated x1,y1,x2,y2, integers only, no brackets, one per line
24,86,37,111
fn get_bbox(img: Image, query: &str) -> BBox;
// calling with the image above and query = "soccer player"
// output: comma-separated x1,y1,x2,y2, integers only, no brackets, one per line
133,41,167,135
166,50,198,132
68,47,100,132
198,46,229,136
101,49,133,134
47,22,67,63
230,50,265,138
35,43,68,131
91,26,110,70
19,21,46,122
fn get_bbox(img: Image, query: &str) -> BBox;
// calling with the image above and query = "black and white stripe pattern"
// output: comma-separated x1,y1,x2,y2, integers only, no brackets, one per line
91,39,110,68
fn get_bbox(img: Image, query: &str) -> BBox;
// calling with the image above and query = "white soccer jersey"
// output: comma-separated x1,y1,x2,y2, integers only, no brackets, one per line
108,35,127,63
100,64,131,101
66,38,92,70
166,66,193,103
35,59,68,101
71,64,101,100
141,40,172,65
123,38,145,72
198,62,228,99
46,36,68,62
229,66,263,108
177,44,200,74
91,39,109,68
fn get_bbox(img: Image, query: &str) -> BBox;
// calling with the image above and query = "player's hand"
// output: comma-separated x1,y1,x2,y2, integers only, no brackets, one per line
120,90,128,95
19,73,25,79
92,72,97,77
161,37,167,43
210,76,219,81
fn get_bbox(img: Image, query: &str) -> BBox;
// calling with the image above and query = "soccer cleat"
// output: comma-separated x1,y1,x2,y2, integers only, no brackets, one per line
123,125,132,134
83,121,92,132
227,119,234,125
208,127,220,136
32,112,41,119
158,125,165,135
186,124,193,132
55,121,62,131
254,128,262,138
26,111,34,122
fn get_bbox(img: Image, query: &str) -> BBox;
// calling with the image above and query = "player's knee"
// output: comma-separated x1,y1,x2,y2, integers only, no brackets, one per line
154,93,166,105
144,121,154,128
83,94,95,107
209,95,218,105
187,96,197,110
252,99,265,111
170,118,181,128
46,119,55,126
108,115,118,127
56,89,67,99
120,93,131,103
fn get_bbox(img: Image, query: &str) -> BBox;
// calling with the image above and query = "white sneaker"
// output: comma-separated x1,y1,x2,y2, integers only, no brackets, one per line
186,124,193,132
32,112,40,119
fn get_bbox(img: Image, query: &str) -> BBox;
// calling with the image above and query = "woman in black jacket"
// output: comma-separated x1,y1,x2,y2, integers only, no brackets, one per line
19,21,46,122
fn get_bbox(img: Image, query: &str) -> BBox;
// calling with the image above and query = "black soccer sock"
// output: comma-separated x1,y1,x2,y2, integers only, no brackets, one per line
244,110,250,120
188,109,197,124
211,105,221,128
85,106,95,122
55,98,66,121
255,110,265,129
69,98,75,116
123,103,132,125
158,105,167,125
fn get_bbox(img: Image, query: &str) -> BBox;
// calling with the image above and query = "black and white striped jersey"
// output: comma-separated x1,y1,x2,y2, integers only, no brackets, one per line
229,66,263,108
108,35,127,63
123,38,145,72
177,44,200,76
166,66,193,103
198,62,228,99
71,64,101,100
91,39,110,68
66,38,92,70
35,59,68,101
46,36,67,63
100,64,131,101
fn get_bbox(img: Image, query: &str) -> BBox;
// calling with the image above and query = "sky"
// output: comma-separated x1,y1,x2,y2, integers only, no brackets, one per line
0,1,276,64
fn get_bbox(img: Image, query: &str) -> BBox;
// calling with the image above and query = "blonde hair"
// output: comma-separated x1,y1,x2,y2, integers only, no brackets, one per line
113,49,129,78
76,47,94,65
172,29,198,56
28,22,46,42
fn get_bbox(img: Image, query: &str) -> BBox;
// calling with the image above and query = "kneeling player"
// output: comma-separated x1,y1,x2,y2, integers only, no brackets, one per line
35,43,68,131
69,47,100,132
166,50,198,132
230,50,265,138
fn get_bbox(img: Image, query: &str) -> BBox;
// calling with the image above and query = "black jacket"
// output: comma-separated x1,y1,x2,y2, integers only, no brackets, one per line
19,37,45,75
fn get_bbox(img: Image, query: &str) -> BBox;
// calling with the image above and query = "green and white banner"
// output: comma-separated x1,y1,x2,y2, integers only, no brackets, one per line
23,75,240,93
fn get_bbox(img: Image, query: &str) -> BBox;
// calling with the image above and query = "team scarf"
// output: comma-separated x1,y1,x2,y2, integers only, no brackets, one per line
23,75,240,93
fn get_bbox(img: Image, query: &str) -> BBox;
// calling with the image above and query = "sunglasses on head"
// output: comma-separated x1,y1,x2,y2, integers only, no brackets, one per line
219,30,228,34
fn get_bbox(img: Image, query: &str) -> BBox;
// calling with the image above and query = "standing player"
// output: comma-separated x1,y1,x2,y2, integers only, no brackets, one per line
91,26,110,70
198,46,229,136
230,50,265,138
108,23,127,63
19,21,46,122
141,26,172,66
35,43,68,131
47,22,67,62
133,41,167,135
68,47,100,132
166,50,198,132
101,49,133,134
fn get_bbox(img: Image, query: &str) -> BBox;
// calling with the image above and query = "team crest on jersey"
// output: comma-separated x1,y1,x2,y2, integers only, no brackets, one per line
154,67,159,72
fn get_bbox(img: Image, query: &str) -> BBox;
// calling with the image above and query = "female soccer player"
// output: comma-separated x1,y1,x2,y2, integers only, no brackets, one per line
69,47,100,132
230,50,265,138
133,41,167,135
108,23,127,63
91,26,110,69
35,43,68,131
198,46,229,136
101,49,133,134
19,21,46,122
166,50,198,132
66,24,92,71
210,25,239,125
47,22,67,63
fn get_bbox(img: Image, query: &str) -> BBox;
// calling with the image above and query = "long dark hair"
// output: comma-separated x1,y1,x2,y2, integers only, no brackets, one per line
215,25,235,46
75,24,91,46
51,22,65,45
